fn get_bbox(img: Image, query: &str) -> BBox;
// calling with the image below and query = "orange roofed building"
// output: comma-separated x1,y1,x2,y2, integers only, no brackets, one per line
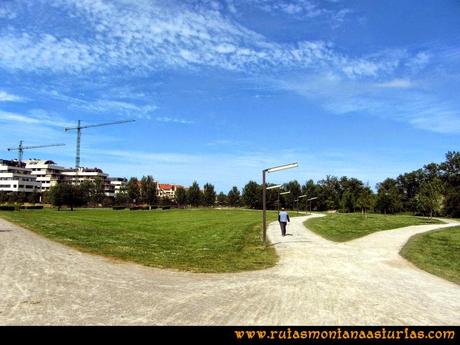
157,183,184,200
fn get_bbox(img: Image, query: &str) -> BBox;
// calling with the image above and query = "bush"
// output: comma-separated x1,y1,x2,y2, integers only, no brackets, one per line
0,205,15,211
20,205,44,210
162,206,171,210
130,206,150,211
112,206,126,210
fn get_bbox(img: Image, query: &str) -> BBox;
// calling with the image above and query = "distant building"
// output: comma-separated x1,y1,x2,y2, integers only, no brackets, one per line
24,159,65,192
107,177,128,197
61,167,108,184
1,157,131,199
157,183,182,200
61,167,115,196
0,159,41,193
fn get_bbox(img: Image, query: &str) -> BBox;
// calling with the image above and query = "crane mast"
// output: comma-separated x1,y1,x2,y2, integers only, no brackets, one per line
65,119,135,169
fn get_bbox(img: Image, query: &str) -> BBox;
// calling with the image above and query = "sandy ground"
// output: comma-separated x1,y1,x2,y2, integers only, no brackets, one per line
0,214,459,325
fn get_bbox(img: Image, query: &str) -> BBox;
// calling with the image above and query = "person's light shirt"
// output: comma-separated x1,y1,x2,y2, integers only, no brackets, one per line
279,211,289,222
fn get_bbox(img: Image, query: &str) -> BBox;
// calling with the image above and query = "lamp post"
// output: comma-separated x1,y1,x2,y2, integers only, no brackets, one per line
279,191,290,212
267,184,282,212
297,194,307,214
307,197,318,214
262,163,298,244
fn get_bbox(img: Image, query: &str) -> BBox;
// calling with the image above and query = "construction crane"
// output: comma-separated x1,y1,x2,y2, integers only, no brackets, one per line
64,119,135,169
7,140,65,163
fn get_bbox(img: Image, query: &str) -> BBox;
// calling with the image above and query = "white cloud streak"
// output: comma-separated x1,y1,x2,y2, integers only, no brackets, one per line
0,110,73,128
374,79,413,89
155,117,194,125
0,0,404,78
279,74,460,134
0,91,24,102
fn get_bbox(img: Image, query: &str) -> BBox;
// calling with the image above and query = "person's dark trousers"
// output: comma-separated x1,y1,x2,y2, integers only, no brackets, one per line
279,222,287,236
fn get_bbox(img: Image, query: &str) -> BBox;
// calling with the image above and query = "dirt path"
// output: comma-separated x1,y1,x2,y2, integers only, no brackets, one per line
0,214,459,325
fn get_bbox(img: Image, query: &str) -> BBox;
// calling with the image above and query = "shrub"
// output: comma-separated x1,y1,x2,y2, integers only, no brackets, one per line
20,205,44,210
0,205,15,211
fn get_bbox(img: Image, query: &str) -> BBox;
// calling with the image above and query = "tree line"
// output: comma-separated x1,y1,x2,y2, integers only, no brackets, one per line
167,151,459,217
3,151,458,217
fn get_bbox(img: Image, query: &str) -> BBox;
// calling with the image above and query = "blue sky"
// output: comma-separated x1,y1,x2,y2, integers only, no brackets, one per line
0,0,459,192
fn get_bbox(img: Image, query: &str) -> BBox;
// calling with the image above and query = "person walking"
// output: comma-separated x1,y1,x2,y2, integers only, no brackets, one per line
278,208,290,236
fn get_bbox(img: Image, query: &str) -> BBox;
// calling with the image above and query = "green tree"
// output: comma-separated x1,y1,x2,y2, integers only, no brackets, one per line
114,186,129,206
92,176,106,205
376,178,402,214
440,151,460,217
356,187,375,218
79,180,94,206
317,176,341,210
126,177,140,204
48,183,85,211
301,179,319,211
203,183,216,207
242,181,261,209
227,186,241,207
175,187,188,207
396,169,425,213
340,191,355,213
27,190,40,204
187,181,202,207
0,191,8,203
140,175,157,206
339,177,364,212
283,180,301,210
216,192,227,206
416,178,444,218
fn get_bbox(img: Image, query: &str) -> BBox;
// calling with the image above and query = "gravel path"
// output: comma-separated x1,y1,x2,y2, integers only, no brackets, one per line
0,214,459,325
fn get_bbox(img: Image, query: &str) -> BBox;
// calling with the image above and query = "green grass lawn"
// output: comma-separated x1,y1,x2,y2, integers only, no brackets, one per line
0,208,280,273
400,226,460,285
305,213,442,242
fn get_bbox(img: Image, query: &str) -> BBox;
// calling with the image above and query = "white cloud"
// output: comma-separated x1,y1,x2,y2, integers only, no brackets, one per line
77,100,157,119
247,0,326,18
407,52,430,71
0,110,73,128
278,73,460,134
0,33,96,73
0,0,403,78
375,79,413,89
155,117,194,125
0,91,24,102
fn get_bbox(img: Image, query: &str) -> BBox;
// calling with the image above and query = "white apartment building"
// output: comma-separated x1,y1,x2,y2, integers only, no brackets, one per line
0,159,41,193
61,167,115,197
106,177,128,197
24,159,65,192
1,157,128,198
61,167,109,184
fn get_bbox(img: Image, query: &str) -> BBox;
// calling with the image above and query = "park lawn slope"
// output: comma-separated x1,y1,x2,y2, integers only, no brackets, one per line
400,226,460,285
305,213,442,242
0,208,277,273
